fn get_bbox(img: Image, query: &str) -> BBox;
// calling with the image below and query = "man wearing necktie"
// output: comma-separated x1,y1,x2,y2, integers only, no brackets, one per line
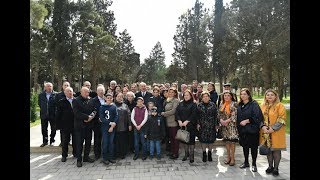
55,87,76,162
135,82,152,105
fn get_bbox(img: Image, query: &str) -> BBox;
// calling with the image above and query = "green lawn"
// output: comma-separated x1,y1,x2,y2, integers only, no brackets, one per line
286,109,290,134
30,118,41,127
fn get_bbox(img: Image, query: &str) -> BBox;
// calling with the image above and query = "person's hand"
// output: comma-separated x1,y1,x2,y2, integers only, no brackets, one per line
267,126,274,133
161,112,165,116
129,125,132,131
197,124,200,131
178,120,183,127
262,126,269,133
136,125,141,131
108,127,113,133
183,121,189,126
84,116,93,123
240,119,248,126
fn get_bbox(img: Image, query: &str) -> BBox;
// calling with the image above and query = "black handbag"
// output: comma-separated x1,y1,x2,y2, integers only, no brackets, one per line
216,127,223,139
259,144,270,155
175,126,190,143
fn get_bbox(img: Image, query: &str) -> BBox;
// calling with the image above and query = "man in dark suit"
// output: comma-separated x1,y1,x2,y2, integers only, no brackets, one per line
72,87,96,167
55,81,71,147
135,82,152,105
217,83,238,107
75,81,97,98
55,87,76,162
38,82,57,147
88,85,106,160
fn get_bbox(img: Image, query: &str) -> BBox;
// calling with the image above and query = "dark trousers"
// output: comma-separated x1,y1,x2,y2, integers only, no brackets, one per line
74,126,93,161
128,130,134,153
168,127,179,156
41,118,56,143
92,122,102,158
61,129,76,158
162,118,171,151
115,131,128,157
101,126,115,161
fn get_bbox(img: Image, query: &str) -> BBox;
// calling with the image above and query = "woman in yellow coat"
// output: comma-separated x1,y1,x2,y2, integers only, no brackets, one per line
260,89,286,177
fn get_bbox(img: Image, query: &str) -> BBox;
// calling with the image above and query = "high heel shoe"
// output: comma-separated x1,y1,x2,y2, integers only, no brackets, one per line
224,158,231,164
229,159,235,166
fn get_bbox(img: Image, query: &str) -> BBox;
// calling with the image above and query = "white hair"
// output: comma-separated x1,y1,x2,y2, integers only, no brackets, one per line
139,82,146,87
110,80,117,85
64,87,73,92
97,85,106,92
126,91,135,99
44,82,53,87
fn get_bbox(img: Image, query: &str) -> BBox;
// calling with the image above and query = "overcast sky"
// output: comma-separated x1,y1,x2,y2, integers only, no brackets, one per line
109,0,231,66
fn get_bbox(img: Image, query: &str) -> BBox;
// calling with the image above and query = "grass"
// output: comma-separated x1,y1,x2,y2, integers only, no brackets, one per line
30,117,41,127
30,105,40,127
286,110,290,134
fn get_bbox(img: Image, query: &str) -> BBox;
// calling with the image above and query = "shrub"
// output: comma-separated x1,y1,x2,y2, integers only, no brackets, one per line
30,91,38,122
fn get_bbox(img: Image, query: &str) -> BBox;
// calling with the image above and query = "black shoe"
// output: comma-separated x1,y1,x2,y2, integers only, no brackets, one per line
108,159,116,163
182,156,188,161
142,156,147,160
156,155,161,160
73,154,77,158
83,157,95,163
166,152,172,156
40,143,48,147
95,155,100,160
190,153,194,163
149,155,154,160
77,161,82,167
239,163,250,168
169,155,178,159
251,165,257,172
120,155,125,159
272,169,279,176
102,160,109,165
266,167,274,174
190,159,194,163
133,155,139,160
61,157,67,162
208,151,212,162
202,151,207,162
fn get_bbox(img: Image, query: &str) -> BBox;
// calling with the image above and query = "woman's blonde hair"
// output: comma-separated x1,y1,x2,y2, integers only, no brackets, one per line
262,89,280,106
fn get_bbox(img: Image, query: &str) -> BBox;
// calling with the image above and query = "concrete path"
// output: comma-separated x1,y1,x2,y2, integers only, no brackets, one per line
30,123,290,180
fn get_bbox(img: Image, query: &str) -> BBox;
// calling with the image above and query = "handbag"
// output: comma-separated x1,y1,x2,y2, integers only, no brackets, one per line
175,126,190,143
216,127,223,139
259,144,270,155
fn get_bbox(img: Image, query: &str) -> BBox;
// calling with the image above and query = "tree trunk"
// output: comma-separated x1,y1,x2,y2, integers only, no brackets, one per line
262,62,272,91
278,70,284,101
91,57,97,91
33,62,39,92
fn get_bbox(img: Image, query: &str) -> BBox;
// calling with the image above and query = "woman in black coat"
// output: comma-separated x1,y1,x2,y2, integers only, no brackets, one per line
175,90,197,163
237,88,263,172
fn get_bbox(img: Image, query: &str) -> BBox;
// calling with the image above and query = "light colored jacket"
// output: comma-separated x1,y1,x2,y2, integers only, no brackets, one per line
162,98,179,127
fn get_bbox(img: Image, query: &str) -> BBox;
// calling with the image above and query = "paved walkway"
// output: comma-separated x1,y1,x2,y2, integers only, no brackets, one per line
30,125,290,180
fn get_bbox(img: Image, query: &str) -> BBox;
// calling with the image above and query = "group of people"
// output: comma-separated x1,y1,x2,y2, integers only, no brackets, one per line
37,80,287,176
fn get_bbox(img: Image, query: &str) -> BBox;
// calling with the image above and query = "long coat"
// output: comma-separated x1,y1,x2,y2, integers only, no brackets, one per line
175,100,197,144
237,100,263,147
259,103,286,150
197,102,218,143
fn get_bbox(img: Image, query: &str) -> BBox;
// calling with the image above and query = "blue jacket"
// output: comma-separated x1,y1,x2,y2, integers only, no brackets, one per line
99,103,119,127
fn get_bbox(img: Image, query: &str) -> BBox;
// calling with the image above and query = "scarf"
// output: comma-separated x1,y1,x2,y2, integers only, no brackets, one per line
220,101,231,115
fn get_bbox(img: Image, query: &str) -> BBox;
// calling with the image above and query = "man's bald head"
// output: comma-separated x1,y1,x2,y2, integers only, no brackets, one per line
80,87,90,98
64,87,74,98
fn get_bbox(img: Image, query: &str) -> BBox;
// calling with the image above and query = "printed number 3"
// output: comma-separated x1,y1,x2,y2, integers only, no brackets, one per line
105,110,110,120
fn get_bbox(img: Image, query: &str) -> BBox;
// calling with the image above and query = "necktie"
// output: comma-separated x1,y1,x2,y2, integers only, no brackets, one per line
69,99,73,108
